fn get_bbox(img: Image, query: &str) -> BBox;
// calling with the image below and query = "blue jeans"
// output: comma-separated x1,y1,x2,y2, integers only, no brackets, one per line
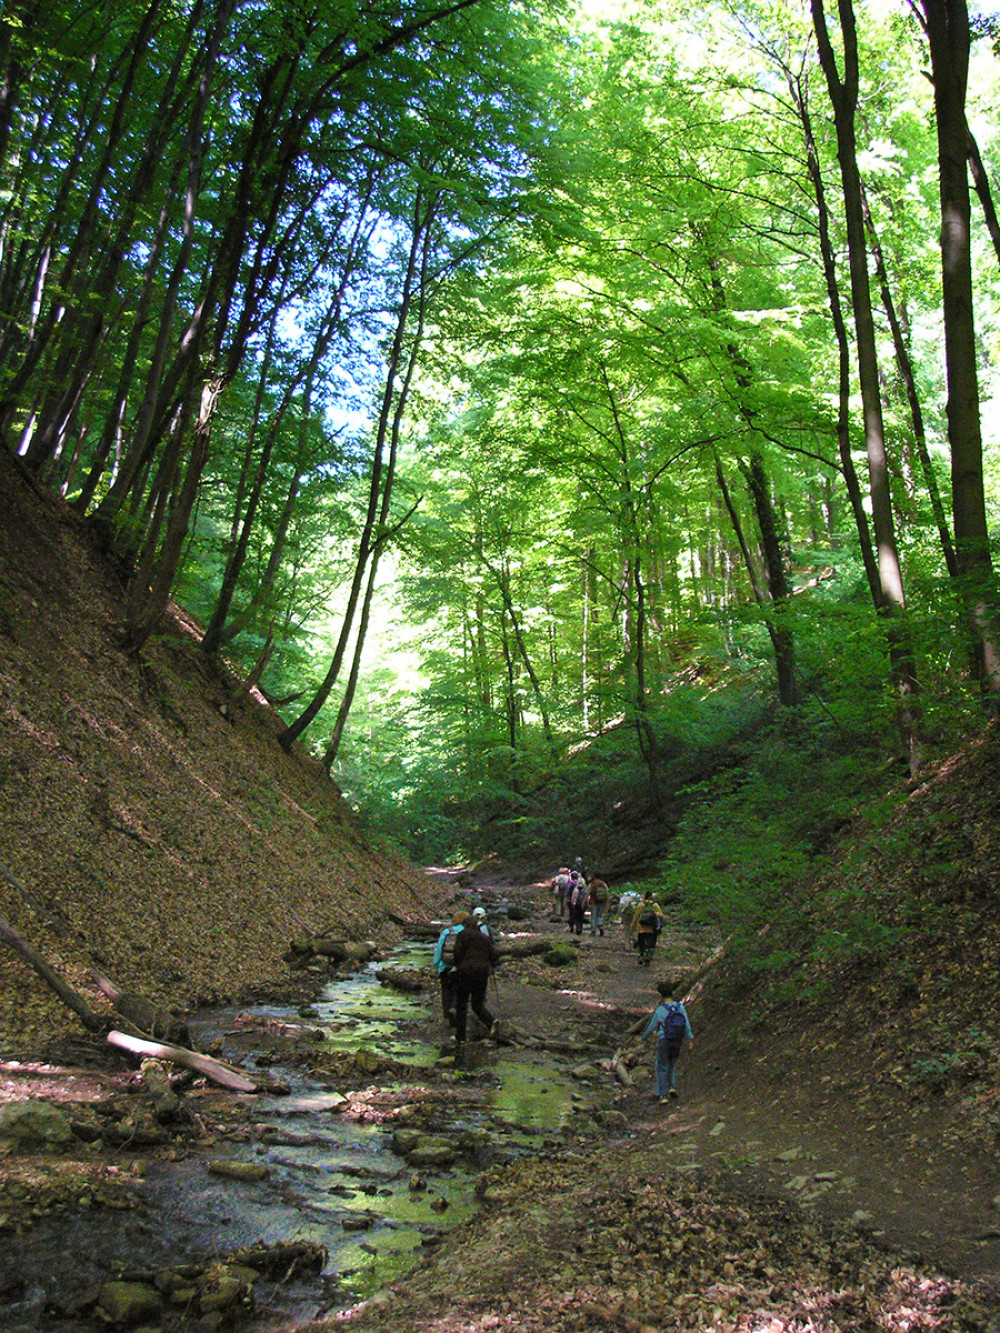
656,1041,681,1097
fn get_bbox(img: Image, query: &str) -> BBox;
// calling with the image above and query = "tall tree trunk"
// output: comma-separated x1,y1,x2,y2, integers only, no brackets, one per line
860,179,958,578
743,454,798,707
919,0,1000,697
812,0,921,772
787,65,881,606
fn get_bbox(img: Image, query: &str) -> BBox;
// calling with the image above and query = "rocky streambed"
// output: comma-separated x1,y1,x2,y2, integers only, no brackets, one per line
0,936,626,1331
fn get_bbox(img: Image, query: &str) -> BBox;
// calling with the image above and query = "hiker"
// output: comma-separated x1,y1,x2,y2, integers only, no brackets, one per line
553,867,571,919
472,905,493,940
567,871,587,935
452,912,499,1051
630,891,663,965
588,875,610,936
573,855,588,882
432,912,467,1026
641,979,693,1102
617,886,641,926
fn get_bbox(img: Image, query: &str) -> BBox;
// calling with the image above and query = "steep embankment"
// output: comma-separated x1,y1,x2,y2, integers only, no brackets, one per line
0,451,438,1056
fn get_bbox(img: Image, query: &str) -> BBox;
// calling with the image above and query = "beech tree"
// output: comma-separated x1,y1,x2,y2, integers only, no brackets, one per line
915,0,1000,695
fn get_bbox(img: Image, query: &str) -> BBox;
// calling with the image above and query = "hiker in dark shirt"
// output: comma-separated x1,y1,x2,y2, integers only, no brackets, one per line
452,917,499,1050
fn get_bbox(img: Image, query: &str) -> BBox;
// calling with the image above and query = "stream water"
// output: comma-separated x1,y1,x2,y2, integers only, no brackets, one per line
2,941,588,1331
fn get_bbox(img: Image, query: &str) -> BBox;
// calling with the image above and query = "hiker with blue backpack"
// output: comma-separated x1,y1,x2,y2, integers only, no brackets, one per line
641,979,693,1102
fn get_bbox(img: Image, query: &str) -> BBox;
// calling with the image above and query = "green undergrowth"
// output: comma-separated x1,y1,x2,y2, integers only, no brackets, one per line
647,717,1000,1142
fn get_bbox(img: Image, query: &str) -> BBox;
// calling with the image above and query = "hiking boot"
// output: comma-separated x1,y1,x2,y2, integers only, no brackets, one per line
669,1087,679,1099
659,1096,669,1104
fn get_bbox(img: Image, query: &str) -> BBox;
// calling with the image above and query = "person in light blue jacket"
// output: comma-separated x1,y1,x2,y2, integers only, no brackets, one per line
641,979,694,1102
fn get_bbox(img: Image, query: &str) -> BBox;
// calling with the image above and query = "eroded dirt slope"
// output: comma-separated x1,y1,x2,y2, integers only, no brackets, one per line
0,451,437,1054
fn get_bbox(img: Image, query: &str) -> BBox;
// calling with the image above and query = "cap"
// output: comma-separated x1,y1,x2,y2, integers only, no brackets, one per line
472,907,486,920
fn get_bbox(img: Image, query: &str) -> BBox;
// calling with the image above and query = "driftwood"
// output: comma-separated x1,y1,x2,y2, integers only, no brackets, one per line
107,1030,259,1093
0,912,106,1032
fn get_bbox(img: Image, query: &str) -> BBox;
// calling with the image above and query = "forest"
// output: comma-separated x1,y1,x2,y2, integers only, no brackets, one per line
3,0,1000,896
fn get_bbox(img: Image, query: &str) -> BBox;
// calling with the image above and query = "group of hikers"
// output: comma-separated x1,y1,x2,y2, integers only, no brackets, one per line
431,863,694,1099
554,862,666,966
553,859,612,936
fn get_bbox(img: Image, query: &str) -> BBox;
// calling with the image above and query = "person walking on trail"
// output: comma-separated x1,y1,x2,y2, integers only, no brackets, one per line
567,871,587,935
554,868,571,919
452,914,499,1055
642,979,693,1102
588,876,610,936
472,905,493,940
432,912,467,1027
630,891,663,965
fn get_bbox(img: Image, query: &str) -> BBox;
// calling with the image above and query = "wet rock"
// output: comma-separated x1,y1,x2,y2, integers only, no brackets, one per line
571,1063,601,1081
198,1262,255,1313
0,1100,74,1152
458,1127,493,1154
408,1174,428,1191
207,1159,270,1182
408,1138,459,1168
139,1058,182,1123
354,1046,386,1076
391,1127,424,1157
96,1280,161,1325
391,1127,460,1166
342,1214,372,1231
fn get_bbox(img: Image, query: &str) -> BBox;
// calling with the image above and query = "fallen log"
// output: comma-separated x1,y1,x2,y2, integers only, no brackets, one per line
0,912,106,1032
385,910,441,940
107,1030,259,1093
497,939,552,960
92,969,190,1044
376,966,425,993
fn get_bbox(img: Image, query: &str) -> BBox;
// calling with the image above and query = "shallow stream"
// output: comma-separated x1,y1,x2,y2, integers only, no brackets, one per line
2,942,589,1330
